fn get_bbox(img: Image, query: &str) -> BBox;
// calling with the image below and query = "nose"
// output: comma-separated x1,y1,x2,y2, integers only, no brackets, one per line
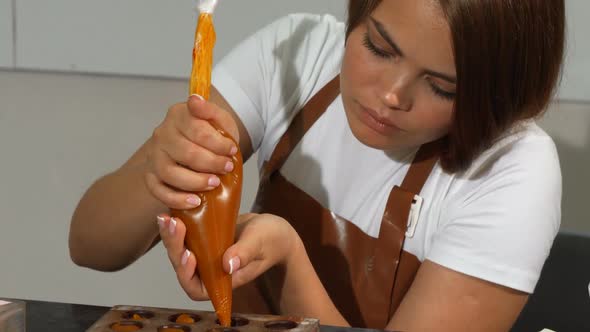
380,71,413,111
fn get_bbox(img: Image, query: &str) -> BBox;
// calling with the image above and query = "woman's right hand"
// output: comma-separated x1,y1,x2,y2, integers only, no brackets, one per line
145,94,240,210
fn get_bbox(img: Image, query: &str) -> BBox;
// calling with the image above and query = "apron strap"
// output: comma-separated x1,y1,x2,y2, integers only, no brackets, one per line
400,140,441,194
381,140,441,319
263,75,340,178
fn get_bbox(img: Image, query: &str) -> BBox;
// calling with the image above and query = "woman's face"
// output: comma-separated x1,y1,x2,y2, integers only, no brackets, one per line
341,0,456,151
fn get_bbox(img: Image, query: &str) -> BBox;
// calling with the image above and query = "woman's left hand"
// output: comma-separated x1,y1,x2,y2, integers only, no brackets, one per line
221,213,301,287
157,212,301,300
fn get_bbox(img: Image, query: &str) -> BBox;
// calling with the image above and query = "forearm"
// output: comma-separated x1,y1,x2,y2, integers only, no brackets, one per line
69,146,166,271
280,238,350,327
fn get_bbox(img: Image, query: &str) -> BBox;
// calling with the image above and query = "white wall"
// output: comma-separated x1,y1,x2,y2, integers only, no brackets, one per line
559,0,590,100
0,0,13,68
0,69,260,310
15,0,344,77
15,0,197,76
538,102,590,234
11,0,590,101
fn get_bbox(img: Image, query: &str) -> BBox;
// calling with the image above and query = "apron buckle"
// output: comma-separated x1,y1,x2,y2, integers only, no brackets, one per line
406,195,423,238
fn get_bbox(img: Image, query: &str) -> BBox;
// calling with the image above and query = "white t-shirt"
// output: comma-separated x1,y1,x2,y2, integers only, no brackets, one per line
212,13,562,293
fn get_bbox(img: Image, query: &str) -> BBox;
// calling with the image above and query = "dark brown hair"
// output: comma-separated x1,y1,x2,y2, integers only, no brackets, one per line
346,0,566,172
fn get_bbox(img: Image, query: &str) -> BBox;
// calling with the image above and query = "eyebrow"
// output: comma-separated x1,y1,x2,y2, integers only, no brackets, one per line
369,17,457,84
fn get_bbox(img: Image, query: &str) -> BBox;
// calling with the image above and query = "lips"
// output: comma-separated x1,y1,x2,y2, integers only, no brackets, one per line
362,106,397,127
358,104,403,135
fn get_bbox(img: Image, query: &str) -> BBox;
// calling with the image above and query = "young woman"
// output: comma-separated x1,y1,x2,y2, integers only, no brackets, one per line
69,0,565,330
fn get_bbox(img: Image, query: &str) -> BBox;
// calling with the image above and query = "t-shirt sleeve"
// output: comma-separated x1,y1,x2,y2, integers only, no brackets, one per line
212,14,343,154
427,135,562,293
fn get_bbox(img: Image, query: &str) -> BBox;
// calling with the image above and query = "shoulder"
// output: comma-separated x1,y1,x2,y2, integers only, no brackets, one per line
211,13,345,155
214,13,344,78
261,13,345,45
239,13,345,61
448,120,562,227
481,120,559,167
427,121,562,292
259,13,345,82
458,121,561,198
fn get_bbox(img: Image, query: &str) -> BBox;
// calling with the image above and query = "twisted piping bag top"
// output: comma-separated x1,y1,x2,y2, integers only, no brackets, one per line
197,0,219,14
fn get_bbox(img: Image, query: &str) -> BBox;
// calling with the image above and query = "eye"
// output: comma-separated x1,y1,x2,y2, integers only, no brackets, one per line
362,33,392,59
426,77,455,101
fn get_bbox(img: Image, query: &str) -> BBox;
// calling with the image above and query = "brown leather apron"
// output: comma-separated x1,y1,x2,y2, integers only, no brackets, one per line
233,76,440,329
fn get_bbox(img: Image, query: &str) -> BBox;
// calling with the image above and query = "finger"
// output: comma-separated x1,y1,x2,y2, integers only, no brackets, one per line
153,148,221,193
175,249,210,301
162,132,234,176
159,217,186,270
222,230,265,277
156,213,170,233
231,261,267,289
158,214,210,301
145,171,203,210
223,218,265,272
186,95,240,144
223,215,295,288
224,243,269,289
178,117,238,158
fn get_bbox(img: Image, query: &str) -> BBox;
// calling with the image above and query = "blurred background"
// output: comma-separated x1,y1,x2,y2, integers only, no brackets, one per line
0,0,587,315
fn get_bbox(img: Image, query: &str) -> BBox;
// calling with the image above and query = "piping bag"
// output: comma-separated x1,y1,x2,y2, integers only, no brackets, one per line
171,0,243,327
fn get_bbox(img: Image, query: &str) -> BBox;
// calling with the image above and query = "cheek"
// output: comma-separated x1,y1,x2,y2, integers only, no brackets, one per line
341,32,380,94
343,44,366,76
341,43,361,96
414,97,454,134
432,101,454,130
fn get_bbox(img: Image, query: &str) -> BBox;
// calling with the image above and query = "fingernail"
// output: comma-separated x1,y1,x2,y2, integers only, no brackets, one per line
230,146,238,155
208,176,220,187
228,256,241,275
181,249,190,266
190,94,205,101
169,217,178,235
186,195,201,206
157,216,166,229
224,161,234,173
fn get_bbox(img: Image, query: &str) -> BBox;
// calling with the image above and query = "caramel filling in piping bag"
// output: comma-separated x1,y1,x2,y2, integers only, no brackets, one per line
170,7,243,327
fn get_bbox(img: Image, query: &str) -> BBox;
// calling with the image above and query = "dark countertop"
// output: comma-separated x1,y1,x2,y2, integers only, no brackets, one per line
13,299,385,332
21,299,109,332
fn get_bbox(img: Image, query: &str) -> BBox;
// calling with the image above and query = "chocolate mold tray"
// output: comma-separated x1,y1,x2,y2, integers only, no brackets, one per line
86,305,320,332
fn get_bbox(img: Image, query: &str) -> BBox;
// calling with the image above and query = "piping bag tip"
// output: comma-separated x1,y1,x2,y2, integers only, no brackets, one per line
197,0,219,13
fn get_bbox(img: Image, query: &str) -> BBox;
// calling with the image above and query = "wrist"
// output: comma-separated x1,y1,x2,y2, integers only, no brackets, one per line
116,160,168,219
283,225,305,268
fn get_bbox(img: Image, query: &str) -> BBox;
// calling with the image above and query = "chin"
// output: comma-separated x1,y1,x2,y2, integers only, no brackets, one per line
343,109,393,150
347,119,400,150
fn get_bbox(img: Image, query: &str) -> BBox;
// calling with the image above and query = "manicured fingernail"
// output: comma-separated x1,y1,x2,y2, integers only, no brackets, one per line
181,249,190,266
224,161,234,173
186,195,201,206
190,94,204,101
169,217,178,235
230,146,238,155
157,216,166,229
208,176,220,187
228,256,241,275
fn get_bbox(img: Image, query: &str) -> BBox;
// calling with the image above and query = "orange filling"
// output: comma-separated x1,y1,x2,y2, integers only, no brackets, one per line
189,13,216,99
110,322,141,332
175,314,195,324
